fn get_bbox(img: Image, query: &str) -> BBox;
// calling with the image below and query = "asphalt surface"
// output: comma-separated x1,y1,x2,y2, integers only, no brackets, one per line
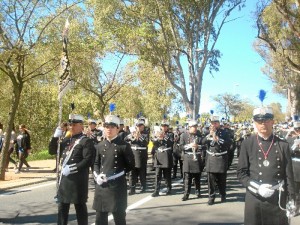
1,159,300,225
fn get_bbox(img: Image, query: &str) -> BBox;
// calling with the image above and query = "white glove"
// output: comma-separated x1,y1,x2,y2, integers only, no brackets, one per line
53,127,63,138
62,163,78,176
96,173,107,185
286,200,297,218
292,139,300,151
258,184,275,198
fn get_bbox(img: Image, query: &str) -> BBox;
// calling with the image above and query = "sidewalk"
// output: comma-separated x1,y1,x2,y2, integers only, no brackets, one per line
0,159,57,191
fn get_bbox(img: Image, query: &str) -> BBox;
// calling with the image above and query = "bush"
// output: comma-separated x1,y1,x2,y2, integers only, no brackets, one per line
27,149,55,161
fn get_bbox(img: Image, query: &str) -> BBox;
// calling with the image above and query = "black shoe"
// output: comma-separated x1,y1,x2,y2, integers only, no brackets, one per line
208,199,215,205
197,194,202,198
151,191,159,197
182,194,189,201
128,189,136,195
166,190,172,195
140,189,146,193
221,196,226,203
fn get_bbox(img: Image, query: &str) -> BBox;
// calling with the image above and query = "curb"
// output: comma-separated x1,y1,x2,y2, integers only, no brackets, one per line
0,175,56,191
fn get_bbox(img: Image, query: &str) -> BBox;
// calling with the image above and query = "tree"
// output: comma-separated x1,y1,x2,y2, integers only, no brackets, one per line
0,0,80,180
254,0,300,116
90,0,245,119
234,101,254,122
270,102,285,122
75,53,135,121
212,93,244,120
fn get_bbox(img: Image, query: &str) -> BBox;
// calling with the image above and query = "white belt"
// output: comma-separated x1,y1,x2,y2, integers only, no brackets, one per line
158,147,171,152
184,144,199,150
131,146,147,150
270,180,284,190
107,170,125,181
292,158,300,162
206,150,227,156
185,152,201,155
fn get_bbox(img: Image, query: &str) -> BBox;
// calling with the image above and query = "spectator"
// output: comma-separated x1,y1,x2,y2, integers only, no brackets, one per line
15,124,31,174
5,125,18,170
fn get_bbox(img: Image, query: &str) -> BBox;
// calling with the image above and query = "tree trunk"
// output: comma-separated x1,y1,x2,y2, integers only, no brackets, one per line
290,88,299,117
0,85,22,180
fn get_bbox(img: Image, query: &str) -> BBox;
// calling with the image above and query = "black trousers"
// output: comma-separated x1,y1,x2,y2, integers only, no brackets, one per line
154,167,172,192
128,167,147,190
95,211,126,225
183,172,201,195
58,202,88,225
173,155,183,178
207,172,227,199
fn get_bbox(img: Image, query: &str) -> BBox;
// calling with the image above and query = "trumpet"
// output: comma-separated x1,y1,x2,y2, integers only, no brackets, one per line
206,125,217,141
152,131,165,142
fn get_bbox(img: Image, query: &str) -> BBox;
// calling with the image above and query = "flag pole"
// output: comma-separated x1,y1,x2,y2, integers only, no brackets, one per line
55,18,72,202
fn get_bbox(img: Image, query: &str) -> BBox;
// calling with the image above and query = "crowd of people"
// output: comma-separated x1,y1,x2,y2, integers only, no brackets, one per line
2,105,300,225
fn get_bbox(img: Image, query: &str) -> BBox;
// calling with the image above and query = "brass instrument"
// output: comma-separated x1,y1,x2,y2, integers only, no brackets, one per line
192,137,198,161
152,130,165,142
206,125,216,141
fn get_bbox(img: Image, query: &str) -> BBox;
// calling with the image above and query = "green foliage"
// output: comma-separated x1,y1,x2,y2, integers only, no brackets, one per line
27,149,55,161
89,0,246,117
212,93,244,120
254,0,300,115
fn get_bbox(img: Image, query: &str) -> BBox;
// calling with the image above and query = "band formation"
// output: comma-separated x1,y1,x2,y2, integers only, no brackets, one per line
48,105,300,225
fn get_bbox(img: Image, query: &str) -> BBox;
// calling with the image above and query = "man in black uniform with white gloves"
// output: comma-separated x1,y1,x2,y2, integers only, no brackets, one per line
49,114,96,225
180,120,205,201
286,121,300,214
204,116,231,205
93,115,135,225
151,120,174,197
237,107,295,225
124,119,149,195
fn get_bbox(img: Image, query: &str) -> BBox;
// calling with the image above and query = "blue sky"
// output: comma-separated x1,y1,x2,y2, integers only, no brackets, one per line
199,1,287,114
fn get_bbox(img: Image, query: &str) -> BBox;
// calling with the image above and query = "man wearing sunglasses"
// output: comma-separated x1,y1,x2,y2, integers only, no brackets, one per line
237,107,295,225
50,114,96,225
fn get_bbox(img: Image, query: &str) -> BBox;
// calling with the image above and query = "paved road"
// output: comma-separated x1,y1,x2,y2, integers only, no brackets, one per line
1,161,300,225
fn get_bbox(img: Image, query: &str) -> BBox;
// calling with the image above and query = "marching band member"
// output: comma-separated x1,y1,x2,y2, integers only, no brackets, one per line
286,121,300,215
124,119,149,195
93,115,135,225
180,120,205,201
49,114,95,225
204,116,231,205
151,120,174,197
237,107,295,225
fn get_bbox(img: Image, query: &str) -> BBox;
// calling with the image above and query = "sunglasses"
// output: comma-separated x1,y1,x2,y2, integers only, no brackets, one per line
254,119,272,124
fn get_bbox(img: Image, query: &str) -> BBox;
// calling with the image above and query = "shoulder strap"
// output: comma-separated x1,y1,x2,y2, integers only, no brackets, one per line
62,136,85,167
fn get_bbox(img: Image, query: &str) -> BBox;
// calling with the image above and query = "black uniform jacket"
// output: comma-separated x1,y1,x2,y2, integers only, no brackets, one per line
204,128,230,173
237,134,295,225
53,133,95,204
93,136,135,212
124,131,149,168
89,128,103,144
286,135,300,182
118,130,129,141
180,132,205,173
152,131,174,168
